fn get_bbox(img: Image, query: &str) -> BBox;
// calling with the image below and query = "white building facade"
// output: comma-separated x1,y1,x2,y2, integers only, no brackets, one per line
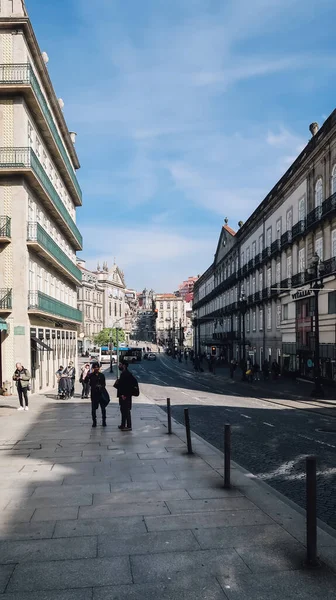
155,294,187,348
193,116,336,383
0,1,83,393
77,260,104,354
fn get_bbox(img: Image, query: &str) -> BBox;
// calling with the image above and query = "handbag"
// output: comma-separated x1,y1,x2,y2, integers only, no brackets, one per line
132,377,140,397
101,388,110,407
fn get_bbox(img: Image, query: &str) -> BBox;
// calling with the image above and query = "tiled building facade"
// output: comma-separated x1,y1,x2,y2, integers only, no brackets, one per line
193,114,336,382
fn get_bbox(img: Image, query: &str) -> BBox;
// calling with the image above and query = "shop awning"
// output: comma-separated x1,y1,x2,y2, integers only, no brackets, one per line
31,337,53,352
0,318,7,332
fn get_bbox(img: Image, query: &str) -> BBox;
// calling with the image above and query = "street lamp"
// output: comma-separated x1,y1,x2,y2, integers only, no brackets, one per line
307,252,325,398
109,317,124,373
238,288,247,381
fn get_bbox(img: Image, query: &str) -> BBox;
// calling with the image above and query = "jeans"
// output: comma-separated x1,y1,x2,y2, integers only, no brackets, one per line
91,397,106,424
18,385,28,407
81,380,90,398
120,397,132,429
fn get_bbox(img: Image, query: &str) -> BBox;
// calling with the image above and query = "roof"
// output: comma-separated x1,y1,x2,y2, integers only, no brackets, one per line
223,224,236,236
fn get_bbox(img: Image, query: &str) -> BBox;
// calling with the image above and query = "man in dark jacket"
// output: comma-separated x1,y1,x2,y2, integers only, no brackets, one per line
114,361,138,431
13,363,31,411
86,362,107,428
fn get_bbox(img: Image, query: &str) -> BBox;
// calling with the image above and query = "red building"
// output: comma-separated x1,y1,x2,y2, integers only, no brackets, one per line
178,276,199,302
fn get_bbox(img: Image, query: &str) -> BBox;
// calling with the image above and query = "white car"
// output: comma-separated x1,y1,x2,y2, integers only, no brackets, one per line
147,353,156,361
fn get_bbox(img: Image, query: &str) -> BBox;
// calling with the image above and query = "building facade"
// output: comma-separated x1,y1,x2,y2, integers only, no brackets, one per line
193,115,336,383
0,1,83,393
124,289,137,343
155,293,187,349
178,276,199,302
93,262,126,331
77,260,103,354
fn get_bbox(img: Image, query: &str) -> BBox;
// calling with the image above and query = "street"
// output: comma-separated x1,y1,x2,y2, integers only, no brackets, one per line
131,354,336,531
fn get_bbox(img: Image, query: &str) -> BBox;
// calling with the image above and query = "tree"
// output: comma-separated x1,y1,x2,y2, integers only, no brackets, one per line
94,328,126,347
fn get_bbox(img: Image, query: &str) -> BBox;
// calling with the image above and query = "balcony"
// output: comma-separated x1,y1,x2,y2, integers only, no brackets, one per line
0,148,82,250
291,272,308,287
270,239,281,256
262,247,271,261
322,192,336,218
247,258,255,273
281,230,292,248
323,257,336,277
28,291,82,323
280,278,291,293
0,288,12,312
27,222,82,285
255,253,262,267
292,220,306,240
0,64,82,206
0,216,11,242
306,206,322,229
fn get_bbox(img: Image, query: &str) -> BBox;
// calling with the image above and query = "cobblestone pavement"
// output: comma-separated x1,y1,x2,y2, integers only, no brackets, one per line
137,356,336,531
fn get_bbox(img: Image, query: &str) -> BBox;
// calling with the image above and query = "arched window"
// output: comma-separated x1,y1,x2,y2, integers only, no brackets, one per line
315,178,323,208
331,165,336,195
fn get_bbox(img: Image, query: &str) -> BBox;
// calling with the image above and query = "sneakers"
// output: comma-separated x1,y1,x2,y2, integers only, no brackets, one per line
102,422,107,427
24,406,29,411
92,422,97,428
120,427,132,431
17,406,24,411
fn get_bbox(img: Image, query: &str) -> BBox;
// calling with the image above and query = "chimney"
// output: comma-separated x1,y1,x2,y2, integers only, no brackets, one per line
309,122,319,137
42,52,49,65
70,132,77,145
58,98,65,111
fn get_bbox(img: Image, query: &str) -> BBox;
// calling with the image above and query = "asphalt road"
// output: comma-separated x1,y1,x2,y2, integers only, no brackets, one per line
130,354,336,532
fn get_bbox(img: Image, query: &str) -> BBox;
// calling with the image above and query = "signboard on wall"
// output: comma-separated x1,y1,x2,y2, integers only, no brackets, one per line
14,326,25,336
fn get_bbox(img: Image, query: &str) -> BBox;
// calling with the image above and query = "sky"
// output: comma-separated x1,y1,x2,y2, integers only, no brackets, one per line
26,0,336,292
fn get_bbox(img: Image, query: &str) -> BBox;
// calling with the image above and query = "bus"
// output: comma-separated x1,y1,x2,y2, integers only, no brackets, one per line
97,346,142,364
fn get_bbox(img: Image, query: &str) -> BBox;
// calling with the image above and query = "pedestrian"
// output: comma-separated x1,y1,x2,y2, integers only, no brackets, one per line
12,363,31,411
114,360,139,431
211,355,216,375
80,362,91,398
63,361,76,397
262,360,269,381
253,362,260,381
56,365,67,398
86,362,108,428
229,358,236,379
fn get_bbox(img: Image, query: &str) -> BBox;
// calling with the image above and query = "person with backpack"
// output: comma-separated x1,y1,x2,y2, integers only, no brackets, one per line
85,362,109,428
12,363,31,411
114,360,139,431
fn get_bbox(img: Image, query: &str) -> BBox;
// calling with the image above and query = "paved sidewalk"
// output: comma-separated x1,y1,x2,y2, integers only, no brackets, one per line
0,379,335,599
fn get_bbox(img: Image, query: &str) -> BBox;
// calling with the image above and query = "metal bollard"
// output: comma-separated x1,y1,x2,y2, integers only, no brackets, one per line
224,424,231,489
184,408,193,454
167,398,172,435
305,456,320,567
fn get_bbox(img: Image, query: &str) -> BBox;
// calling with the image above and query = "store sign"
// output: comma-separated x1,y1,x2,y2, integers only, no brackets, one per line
291,289,313,301
14,326,25,336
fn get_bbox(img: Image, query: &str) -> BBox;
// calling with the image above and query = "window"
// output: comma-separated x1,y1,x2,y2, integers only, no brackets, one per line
286,209,293,231
35,136,41,157
241,251,244,267
282,304,288,320
109,302,111,316
276,304,281,328
252,276,256,294
114,303,117,317
332,165,336,194
246,280,250,297
266,227,272,248
267,306,272,330
315,178,323,208
298,247,305,273
259,271,263,291
315,237,323,261
29,260,35,290
160,302,163,309
246,247,250,263
246,312,250,332
167,302,170,309
42,150,47,170
259,308,263,330
37,267,42,291
252,241,256,258
298,197,306,221
286,255,292,278
267,267,271,288
276,218,282,239
28,121,33,146
258,234,263,254
331,229,336,258
119,304,121,317
252,311,256,331
276,262,281,283
328,291,336,314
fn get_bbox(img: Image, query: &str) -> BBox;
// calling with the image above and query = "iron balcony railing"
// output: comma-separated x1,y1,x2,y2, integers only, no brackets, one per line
323,256,336,276
262,247,271,261
0,64,82,204
291,272,308,287
27,222,82,283
292,220,306,240
255,253,262,267
0,288,12,310
0,216,11,238
322,192,336,217
28,290,82,322
281,230,292,247
270,239,281,256
0,147,82,249
307,205,322,228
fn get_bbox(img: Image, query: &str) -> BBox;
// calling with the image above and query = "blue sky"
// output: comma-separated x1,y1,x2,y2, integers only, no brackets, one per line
26,0,335,291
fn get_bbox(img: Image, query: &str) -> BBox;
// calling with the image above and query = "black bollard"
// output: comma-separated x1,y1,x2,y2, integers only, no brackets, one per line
305,456,320,567
184,408,193,454
167,398,172,435
224,424,231,489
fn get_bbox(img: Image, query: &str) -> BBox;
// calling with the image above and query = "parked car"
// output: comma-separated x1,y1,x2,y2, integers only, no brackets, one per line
148,353,156,361
143,353,149,360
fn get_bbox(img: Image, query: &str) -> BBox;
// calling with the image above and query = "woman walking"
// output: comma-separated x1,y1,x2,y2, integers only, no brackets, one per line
12,363,31,411
80,363,91,398
114,360,139,431
86,362,108,428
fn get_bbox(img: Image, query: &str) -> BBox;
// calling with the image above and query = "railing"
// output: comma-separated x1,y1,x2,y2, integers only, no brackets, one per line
323,257,336,276
280,278,291,291
322,192,336,217
255,253,262,266
248,258,255,271
0,147,82,248
270,239,281,255
0,216,11,238
28,290,82,322
281,230,292,247
262,247,271,261
0,288,12,310
27,222,82,283
307,206,322,228
292,220,306,239
291,272,307,287
0,64,82,203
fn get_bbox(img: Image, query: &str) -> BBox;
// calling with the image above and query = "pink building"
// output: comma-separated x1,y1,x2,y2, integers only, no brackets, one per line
178,276,199,302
